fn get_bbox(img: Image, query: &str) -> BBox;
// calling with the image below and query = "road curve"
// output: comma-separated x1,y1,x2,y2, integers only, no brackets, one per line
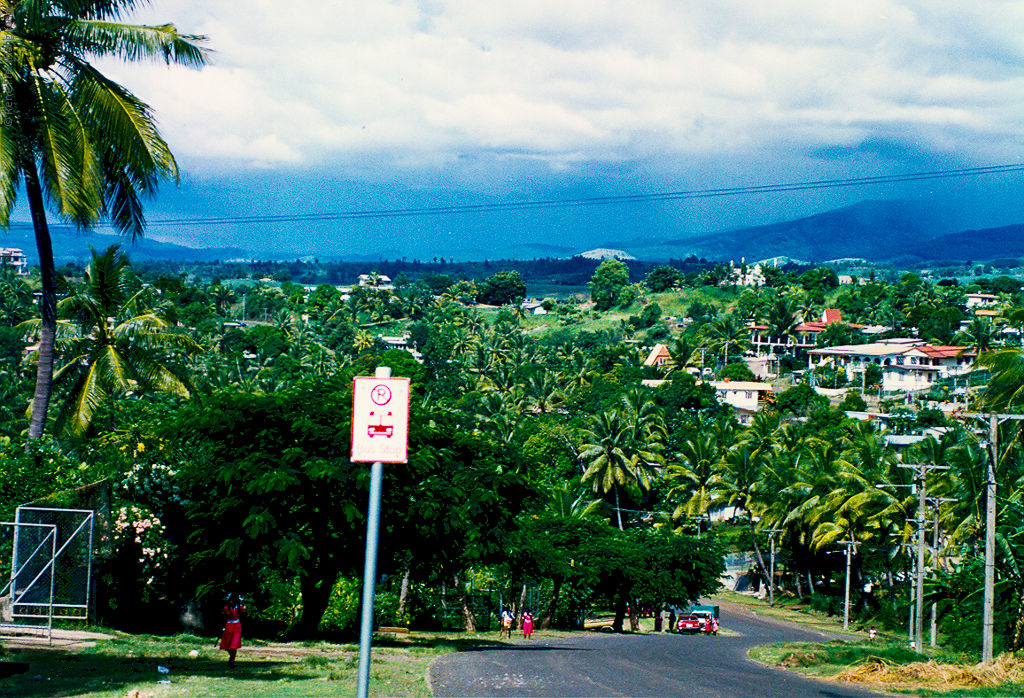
428,600,891,698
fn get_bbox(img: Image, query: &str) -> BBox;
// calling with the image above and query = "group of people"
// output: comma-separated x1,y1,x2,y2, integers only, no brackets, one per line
500,607,535,640
661,609,719,635
690,615,719,635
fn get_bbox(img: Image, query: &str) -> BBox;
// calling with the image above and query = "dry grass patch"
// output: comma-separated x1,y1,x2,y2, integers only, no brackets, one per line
833,654,1024,689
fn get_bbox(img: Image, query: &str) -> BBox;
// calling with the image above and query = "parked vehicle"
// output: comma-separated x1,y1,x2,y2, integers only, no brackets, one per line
676,615,702,632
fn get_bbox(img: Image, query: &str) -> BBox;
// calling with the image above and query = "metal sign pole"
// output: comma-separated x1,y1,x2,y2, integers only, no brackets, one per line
352,365,409,698
356,460,384,698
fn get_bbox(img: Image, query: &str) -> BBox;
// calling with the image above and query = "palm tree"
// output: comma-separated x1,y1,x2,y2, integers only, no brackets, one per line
0,0,207,442
700,314,748,367
977,347,1024,410
208,284,236,316
0,263,32,326
21,245,201,436
665,429,723,530
764,297,800,355
524,371,562,414
558,348,596,399
666,336,696,376
580,410,659,530
718,443,772,587
957,317,1000,355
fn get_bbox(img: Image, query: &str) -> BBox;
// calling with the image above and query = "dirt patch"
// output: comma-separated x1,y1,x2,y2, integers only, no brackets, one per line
1,627,113,652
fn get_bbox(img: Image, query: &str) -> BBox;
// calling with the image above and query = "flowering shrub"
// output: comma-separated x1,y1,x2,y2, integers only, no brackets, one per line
112,504,172,603
319,576,361,637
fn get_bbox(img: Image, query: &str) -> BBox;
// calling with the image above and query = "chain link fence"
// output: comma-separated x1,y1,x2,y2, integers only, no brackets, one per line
0,507,93,641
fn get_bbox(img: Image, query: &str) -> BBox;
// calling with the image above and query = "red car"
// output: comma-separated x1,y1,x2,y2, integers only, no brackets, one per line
676,615,702,632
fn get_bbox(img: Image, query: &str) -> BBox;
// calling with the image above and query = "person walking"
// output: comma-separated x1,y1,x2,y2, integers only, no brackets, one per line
500,607,514,639
219,593,245,669
711,617,719,635
522,610,534,639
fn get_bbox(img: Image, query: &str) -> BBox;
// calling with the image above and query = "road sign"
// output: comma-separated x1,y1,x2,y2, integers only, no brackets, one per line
351,376,410,463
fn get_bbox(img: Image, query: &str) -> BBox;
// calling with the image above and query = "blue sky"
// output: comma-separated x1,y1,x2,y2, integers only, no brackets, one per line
60,0,1024,259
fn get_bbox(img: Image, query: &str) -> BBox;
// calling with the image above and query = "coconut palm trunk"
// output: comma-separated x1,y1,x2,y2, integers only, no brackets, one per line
0,0,207,443
22,160,56,443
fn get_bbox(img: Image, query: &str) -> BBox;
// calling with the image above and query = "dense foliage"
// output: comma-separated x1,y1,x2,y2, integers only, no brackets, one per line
2,250,1024,654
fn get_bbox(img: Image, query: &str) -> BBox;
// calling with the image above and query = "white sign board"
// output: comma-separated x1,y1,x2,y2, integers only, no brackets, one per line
351,376,410,463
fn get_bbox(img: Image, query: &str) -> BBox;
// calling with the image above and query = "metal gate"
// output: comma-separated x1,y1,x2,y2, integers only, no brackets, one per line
0,507,94,642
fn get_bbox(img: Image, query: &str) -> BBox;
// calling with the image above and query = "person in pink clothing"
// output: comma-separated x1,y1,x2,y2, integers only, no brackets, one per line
219,593,245,669
522,611,534,639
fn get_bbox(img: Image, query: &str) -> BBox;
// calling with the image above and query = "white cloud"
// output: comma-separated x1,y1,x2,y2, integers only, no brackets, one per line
99,0,1024,182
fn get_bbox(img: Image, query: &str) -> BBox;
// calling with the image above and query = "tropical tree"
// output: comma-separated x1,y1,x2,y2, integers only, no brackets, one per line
718,442,771,585
580,409,660,530
764,297,800,354
21,245,201,436
589,259,631,311
0,263,32,326
957,317,1000,355
699,314,748,367
0,0,208,442
978,347,1024,410
665,427,723,531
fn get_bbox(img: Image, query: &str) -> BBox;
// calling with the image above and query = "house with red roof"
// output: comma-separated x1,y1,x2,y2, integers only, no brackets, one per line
808,341,974,393
748,309,863,357
643,343,672,368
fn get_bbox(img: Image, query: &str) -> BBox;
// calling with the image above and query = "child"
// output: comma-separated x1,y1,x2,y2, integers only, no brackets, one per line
500,607,514,639
522,610,534,639
219,593,245,669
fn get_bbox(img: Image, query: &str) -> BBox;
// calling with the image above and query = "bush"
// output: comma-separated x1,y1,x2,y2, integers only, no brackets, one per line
319,577,362,638
839,392,867,412
810,592,843,617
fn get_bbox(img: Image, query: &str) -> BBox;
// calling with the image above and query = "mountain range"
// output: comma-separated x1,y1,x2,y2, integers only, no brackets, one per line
3,199,1022,266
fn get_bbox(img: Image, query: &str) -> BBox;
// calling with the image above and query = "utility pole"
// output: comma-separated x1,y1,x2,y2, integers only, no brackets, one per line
929,496,956,648
961,412,1024,663
765,528,783,606
897,462,949,652
838,539,856,631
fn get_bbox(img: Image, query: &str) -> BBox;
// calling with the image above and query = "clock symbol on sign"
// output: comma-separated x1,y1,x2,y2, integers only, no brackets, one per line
371,384,392,405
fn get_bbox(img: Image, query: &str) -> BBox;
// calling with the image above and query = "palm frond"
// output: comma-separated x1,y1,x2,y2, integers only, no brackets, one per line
64,20,209,67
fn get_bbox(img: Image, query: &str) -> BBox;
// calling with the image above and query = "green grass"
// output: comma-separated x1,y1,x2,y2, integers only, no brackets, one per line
0,631,498,698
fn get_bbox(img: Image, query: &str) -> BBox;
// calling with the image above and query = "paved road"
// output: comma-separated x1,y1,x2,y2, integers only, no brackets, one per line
428,601,891,697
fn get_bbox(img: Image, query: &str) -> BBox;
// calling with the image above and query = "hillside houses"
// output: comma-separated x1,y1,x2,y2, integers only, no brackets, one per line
808,340,974,392
0,248,28,275
707,380,774,425
748,308,863,356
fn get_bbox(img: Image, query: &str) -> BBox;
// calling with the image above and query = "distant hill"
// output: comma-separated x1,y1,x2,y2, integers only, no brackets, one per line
903,224,1024,263
653,200,945,263
8,199,1022,266
3,225,249,265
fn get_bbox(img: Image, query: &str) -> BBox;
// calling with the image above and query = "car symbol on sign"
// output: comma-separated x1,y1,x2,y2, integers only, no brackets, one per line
368,411,394,438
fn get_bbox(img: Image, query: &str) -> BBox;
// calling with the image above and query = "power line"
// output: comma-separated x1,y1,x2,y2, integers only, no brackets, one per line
6,162,1023,231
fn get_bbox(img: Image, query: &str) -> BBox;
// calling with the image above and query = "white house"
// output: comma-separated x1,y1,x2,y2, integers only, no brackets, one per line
726,259,765,287
357,274,392,288
965,293,999,309
807,341,974,393
0,248,28,275
748,308,863,357
706,380,774,424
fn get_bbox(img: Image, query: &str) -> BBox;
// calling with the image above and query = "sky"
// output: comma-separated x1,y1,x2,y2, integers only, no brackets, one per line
59,0,1024,260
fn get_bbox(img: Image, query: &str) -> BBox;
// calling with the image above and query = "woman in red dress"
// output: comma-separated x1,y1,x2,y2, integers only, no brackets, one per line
219,593,245,668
